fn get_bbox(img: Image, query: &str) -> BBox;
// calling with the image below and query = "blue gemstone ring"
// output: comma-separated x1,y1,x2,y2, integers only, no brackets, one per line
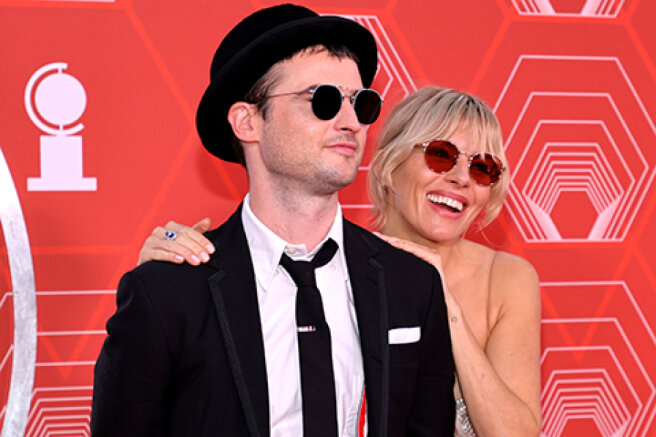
163,230,178,241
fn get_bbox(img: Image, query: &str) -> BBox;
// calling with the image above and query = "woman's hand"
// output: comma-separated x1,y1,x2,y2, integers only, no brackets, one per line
375,233,444,273
137,218,215,266
374,233,462,321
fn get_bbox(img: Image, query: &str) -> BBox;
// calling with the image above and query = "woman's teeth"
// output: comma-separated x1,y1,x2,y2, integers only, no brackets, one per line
427,194,464,212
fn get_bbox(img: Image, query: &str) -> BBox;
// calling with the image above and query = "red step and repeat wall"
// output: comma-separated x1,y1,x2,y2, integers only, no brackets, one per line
1,0,655,435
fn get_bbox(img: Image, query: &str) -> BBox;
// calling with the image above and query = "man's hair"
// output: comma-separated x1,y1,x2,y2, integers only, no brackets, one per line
369,86,509,230
228,44,360,167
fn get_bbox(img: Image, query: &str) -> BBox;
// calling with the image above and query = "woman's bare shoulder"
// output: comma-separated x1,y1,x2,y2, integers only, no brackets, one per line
458,238,497,263
489,250,540,309
491,250,537,276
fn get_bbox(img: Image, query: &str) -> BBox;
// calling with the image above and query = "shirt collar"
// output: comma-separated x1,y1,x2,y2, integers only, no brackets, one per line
241,193,347,290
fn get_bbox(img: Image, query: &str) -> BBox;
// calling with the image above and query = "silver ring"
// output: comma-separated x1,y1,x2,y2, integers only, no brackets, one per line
163,230,178,241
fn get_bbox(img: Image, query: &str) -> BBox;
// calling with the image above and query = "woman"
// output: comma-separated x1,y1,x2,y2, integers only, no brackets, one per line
139,86,542,436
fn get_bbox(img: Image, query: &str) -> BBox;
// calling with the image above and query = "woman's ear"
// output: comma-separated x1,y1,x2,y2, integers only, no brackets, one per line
227,101,261,144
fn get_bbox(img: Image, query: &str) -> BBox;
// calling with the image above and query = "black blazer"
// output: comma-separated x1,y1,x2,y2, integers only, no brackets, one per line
91,206,455,436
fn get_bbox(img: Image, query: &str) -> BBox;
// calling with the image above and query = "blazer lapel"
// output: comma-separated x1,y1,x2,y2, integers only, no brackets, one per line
207,207,269,437
343,220,389,437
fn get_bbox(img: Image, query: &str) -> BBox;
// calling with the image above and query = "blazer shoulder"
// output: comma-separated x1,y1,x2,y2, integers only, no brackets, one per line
343,219,439,275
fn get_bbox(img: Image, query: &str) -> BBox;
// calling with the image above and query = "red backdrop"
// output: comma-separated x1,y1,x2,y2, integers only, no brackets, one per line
1,1,655,435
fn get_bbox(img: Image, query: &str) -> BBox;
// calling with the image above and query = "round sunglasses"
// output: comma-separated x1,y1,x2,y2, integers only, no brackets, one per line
260,84,383,125
418,139,505,187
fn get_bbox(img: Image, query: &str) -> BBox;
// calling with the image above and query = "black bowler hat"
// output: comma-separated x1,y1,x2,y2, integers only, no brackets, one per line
196,3,378,162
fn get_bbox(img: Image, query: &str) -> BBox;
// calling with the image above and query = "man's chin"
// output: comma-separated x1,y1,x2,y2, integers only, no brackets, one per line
311,171,358,195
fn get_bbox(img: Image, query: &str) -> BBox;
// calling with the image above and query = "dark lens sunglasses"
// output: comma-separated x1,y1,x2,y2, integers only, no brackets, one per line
418,139,505,187
262,84,383,125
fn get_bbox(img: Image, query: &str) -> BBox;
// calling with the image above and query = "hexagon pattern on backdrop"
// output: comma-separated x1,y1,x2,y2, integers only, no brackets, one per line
1,1,655,435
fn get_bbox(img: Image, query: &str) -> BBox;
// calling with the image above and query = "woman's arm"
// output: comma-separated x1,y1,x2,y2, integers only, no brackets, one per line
375,234,542,437
450,252,541,436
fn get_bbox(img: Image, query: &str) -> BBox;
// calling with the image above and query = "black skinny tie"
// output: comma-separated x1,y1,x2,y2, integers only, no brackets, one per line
280,239,339,437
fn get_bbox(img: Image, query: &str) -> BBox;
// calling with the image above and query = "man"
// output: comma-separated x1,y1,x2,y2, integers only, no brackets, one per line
91,4,454,436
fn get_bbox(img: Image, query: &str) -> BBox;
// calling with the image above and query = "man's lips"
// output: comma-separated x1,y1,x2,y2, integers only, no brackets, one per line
326,142,358,155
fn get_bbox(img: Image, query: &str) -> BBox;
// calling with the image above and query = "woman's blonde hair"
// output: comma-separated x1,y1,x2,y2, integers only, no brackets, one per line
369,86,509,229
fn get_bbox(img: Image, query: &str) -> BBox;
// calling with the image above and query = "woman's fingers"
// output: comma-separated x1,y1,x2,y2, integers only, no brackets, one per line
137,220,215,266
192,217,212,233
185,218,215,255
160,221,213,264
138,229,183,265
374,232,444,273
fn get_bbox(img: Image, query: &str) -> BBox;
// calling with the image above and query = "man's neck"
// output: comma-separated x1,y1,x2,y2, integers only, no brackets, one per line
247,189,340,252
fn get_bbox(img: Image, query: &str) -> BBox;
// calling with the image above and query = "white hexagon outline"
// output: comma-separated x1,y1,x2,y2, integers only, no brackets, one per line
510,0,625,17
32,413,90,437
542,369,630,435
25,386,92,437
521,140,626,238
510,98,643,239
346,15,416,101
505,118,642,241
540,280,656,435
526,143,623,214
495,56,656,242
506,99,647,241
540,350,637,435
542,369,631,429
547,386,627,435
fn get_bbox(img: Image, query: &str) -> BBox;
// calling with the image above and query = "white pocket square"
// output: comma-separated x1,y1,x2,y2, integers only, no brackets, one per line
388,326,421,344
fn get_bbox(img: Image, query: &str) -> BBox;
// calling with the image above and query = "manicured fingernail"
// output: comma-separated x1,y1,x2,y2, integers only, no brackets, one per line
174,255,184,262
206,244,215,254
201,252,210,262
191,255,201,264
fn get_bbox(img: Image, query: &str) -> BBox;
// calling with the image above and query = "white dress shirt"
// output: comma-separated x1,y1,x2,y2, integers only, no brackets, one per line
241,194,365,437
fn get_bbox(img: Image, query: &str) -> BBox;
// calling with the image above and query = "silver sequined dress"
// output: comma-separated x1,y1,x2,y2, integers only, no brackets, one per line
454,398,476,437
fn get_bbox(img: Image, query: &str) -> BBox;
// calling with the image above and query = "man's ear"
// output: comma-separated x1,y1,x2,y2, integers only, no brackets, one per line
227,101,261,144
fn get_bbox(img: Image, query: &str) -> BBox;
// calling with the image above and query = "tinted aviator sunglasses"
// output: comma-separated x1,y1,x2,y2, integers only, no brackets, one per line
260,84,383,125
418,139,505,187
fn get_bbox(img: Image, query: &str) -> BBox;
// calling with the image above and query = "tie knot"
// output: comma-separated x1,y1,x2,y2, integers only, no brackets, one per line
280,239,338,288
